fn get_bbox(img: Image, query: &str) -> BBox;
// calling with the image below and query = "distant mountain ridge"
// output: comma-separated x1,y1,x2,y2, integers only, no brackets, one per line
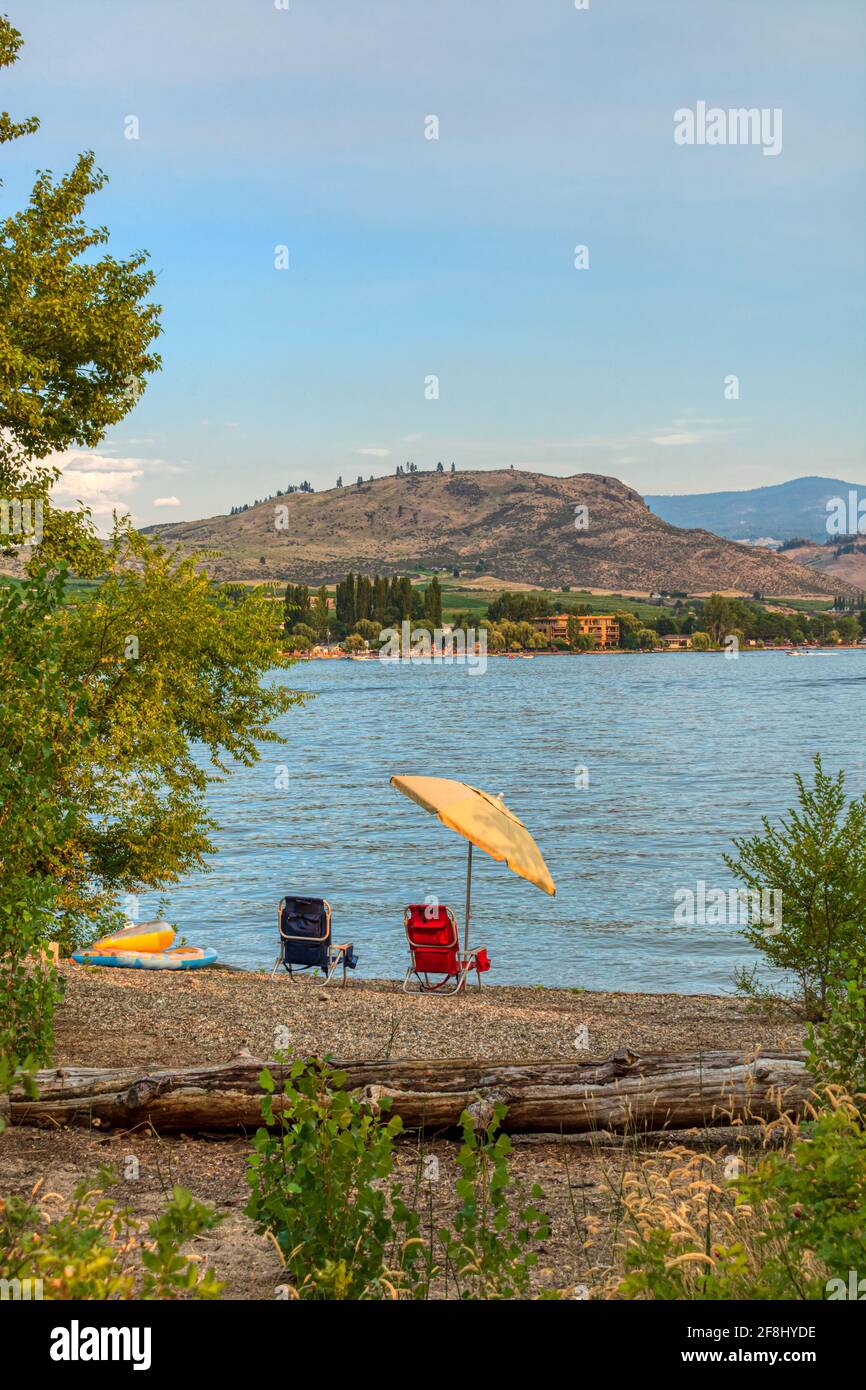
140,468,848,597
645,476,863,543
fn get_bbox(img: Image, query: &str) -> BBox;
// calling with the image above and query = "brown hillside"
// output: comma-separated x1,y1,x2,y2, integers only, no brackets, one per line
780,541,866,591
141,469,847,596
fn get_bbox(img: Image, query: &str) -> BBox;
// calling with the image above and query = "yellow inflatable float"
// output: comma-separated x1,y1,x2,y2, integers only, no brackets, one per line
72,920,218,971
93,921,175,953
73,945,218,971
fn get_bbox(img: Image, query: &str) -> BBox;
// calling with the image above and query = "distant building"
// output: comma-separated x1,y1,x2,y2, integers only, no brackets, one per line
658,633,693,650
529,614,621,648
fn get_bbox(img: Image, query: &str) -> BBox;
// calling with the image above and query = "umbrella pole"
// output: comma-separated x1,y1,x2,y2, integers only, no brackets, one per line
463,842,473,958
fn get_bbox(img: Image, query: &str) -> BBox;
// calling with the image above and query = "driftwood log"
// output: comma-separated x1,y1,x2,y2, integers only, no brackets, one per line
8,1049,811,1135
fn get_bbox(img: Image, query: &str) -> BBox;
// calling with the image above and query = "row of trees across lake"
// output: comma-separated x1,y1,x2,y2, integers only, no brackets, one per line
280,577,866,652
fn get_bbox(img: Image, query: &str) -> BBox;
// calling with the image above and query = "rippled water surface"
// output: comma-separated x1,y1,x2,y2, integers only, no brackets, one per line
141,652,865,992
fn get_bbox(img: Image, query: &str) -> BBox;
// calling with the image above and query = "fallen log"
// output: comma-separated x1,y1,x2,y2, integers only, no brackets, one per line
7,1049,812,1135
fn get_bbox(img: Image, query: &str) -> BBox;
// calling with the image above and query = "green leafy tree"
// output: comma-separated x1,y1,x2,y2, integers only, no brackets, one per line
0,568,84,1057
312,585,331,638
566,617,594,650
1,535,303,957
284,583,310,630
700,594,737,645
0,18,305,1075
612,610,641,644
0,16,160,568
725,757,866,1019
423,575,443,625
355,574,373,623
487,592,551,623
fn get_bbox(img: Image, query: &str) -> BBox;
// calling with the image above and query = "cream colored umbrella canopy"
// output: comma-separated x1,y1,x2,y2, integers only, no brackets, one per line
390,775,556,956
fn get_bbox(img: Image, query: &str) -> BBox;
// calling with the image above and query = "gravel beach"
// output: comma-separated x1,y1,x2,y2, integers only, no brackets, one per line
0,964,807,1299
51,962,805,1069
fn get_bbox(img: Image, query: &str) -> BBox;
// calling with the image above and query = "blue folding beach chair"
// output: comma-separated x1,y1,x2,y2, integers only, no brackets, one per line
271,895,357,986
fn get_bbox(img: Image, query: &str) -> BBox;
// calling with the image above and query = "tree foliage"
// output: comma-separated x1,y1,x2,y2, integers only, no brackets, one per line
0,14,161,568
1,535,303,954
725,757,866,1019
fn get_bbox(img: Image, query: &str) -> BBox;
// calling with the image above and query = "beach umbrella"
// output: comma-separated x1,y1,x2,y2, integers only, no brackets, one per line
389,775,556,957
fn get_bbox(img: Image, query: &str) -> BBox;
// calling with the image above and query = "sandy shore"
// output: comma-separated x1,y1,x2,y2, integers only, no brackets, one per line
0,965,806,1300
51,962,805,1069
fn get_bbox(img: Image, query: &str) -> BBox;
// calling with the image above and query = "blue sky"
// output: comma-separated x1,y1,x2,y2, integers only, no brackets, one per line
3,0,865,526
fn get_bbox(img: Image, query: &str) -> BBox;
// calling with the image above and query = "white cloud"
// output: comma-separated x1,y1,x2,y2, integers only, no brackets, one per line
47,449,176,531
650,432,704,447
153,496,181,507
51,451,144,517
357,447,390,458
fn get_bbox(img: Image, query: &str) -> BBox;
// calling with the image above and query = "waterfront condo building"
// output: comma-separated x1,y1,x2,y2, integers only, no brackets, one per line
529,614,621,647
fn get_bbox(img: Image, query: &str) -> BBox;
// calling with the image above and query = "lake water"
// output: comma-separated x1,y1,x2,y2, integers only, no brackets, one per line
141,651,866,993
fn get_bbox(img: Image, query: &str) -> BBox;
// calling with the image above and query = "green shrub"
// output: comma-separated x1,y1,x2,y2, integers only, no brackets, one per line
245,1056,408,1300
726,756,866,1019
0,1056,37,1137
245,1055,556,1300
0,1168,223,1299
806,955,866,1102
435,1103,550,1300
0,881,63,1064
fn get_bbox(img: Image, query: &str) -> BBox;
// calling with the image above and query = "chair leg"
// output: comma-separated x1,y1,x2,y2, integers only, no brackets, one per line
426,971,463,996
270,956,281,980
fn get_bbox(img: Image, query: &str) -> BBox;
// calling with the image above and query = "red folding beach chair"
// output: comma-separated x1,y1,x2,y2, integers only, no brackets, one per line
402,903,490,995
